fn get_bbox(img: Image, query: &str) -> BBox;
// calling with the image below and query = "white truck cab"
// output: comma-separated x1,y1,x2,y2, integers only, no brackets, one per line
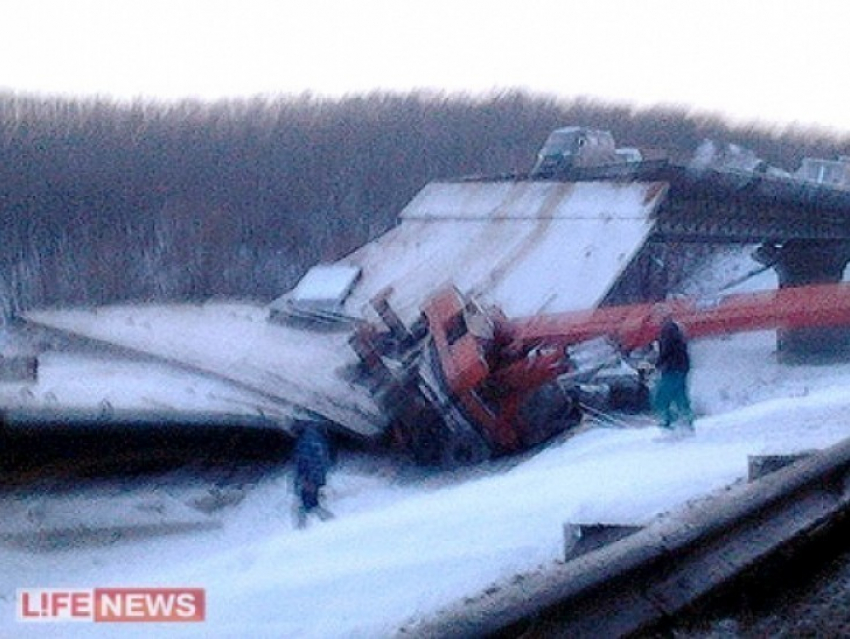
530,126,620,177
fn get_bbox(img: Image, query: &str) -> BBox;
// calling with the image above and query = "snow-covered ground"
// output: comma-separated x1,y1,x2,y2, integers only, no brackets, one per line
2,253,850,637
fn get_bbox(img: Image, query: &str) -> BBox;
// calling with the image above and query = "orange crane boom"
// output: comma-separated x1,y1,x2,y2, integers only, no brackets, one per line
509,282,850,352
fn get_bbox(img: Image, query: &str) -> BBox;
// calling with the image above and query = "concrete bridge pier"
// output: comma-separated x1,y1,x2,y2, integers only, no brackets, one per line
757,240,850,362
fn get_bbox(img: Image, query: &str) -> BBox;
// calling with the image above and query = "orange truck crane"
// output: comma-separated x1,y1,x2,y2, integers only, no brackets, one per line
351,282,850,466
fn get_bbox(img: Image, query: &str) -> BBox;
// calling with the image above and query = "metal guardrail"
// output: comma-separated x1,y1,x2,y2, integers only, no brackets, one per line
401,436,850,638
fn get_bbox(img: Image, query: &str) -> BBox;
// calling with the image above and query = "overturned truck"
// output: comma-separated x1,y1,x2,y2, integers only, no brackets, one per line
350,282,850,466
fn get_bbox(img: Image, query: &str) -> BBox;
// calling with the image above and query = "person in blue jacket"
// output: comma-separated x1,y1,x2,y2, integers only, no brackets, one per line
653,318,695,433
292,420,334,527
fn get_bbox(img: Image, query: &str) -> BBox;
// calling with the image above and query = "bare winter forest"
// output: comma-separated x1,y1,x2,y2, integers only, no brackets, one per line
1,90,848,319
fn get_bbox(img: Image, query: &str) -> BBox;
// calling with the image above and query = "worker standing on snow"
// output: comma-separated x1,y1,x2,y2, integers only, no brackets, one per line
292,419,334,528
653,318,695,434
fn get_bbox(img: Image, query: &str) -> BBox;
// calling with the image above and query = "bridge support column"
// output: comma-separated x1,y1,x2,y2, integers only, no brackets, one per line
758,240,850,362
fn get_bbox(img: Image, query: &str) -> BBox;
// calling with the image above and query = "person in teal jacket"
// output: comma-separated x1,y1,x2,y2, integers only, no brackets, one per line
653,318,694,433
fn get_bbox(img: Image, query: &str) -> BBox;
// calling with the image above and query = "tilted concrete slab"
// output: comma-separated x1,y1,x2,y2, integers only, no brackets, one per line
24,302,386,437
342,180,665,323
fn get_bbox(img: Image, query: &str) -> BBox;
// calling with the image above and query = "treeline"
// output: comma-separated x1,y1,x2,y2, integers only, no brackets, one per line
0,90,847,318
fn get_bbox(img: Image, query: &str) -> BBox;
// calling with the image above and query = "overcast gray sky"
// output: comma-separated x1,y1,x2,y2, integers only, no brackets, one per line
2,0,849,133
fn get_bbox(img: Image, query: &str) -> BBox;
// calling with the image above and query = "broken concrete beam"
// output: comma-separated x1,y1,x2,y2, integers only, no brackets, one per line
370,287,413,346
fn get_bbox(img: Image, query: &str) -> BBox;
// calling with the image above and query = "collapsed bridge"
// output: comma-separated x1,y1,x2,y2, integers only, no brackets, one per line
19,141,850,463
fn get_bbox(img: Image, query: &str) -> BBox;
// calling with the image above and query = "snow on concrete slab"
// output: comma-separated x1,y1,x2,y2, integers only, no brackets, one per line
272,263,361,312
0,351,288,420
24,302,385,437
400,180,663,221
342,180,664,323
